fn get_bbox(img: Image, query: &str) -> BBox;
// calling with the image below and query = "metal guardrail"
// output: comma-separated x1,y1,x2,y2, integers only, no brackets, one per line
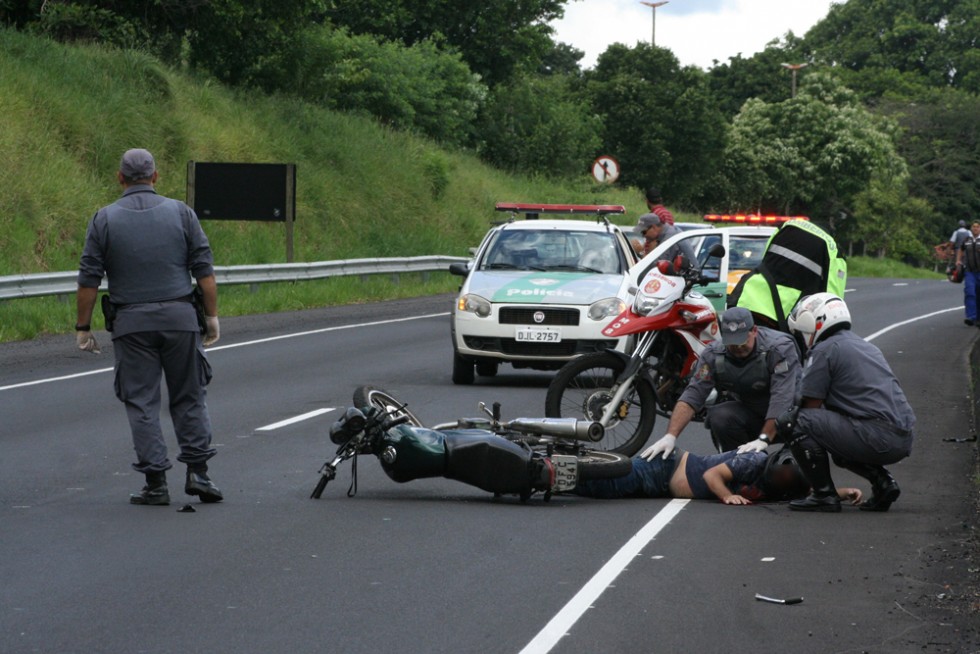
0,256,469,300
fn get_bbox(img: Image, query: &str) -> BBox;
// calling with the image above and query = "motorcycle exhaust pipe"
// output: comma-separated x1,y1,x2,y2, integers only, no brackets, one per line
505,417,605,442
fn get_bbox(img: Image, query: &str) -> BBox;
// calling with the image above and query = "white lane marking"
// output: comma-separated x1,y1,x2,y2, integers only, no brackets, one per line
845,288,856,293
0,312,449,393
892,282,909,287
256,408,336,432
0,366,114,392
518,499,688,654
761,557,776,562
863,306,959,342
207,312,449,352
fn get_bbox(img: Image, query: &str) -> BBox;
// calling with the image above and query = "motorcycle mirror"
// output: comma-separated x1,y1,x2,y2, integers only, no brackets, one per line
708,243,726,258
656,260,672,274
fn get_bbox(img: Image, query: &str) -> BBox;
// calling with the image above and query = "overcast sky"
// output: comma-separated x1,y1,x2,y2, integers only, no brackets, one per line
551,0,839,70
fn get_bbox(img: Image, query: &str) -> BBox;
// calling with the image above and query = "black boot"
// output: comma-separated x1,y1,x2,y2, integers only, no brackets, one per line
185,464,223,503
130,470,170,506
836,460,900,512
789,439,841,513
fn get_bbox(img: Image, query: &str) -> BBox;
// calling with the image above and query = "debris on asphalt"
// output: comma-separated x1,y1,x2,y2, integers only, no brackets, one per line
177,504,196,513
755,593,803,605
942,435,977,442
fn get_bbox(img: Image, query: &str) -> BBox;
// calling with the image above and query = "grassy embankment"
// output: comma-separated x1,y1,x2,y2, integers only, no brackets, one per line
0,29,649,341
0,30,939,343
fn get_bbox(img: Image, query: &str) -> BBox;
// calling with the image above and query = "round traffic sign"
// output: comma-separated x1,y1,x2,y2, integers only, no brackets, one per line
591,156,620,184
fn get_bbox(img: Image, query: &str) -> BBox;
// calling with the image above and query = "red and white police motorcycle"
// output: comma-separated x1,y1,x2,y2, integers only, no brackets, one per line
544,244,726,456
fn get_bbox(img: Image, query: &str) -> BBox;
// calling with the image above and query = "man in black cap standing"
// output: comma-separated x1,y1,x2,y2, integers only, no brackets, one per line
75,148,223,506
634,212,696,263
639,307,802,460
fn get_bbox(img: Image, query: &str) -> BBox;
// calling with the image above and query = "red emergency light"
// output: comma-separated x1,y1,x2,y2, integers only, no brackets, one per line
703,214,809,224
495,202,626,216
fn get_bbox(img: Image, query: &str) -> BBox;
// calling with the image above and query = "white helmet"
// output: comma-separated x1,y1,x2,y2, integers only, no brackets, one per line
788,293,851,348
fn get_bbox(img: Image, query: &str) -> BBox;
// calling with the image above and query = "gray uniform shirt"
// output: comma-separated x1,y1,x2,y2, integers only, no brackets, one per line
678,326,801,419
800,330,916,431
78,185,214,338
654,224,698,268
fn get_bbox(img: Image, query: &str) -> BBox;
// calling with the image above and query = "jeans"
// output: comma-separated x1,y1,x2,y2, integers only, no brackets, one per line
574,451,679,499
964,270,980,321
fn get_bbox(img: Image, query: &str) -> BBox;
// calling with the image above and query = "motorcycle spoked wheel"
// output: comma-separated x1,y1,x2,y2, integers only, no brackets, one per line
352,386,424,427
575,450,632,480
545,352,657,457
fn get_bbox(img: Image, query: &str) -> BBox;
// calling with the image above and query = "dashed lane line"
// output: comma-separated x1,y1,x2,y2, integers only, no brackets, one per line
255,408,336,432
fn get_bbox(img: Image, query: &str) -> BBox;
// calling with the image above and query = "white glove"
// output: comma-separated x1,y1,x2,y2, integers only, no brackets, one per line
203,316,220,347
76,330,100,354
640,434,676,461
737,438,769,454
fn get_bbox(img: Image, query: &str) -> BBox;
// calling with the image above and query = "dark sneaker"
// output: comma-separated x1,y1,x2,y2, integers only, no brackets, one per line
185,471,223,503
130,484,171,506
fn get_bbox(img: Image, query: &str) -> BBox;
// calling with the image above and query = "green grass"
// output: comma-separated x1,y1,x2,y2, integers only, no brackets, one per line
846,256,944,279
0,29,653,341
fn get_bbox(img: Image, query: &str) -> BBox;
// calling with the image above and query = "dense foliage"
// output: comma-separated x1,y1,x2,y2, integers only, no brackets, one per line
1,0,977,261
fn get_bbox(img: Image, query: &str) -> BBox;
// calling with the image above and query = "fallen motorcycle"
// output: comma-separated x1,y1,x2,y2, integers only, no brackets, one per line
544,244,726,456
311,386,632,502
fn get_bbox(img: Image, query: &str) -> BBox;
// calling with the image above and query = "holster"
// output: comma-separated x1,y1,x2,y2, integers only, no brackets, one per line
100,295,117,333
190,286,207,334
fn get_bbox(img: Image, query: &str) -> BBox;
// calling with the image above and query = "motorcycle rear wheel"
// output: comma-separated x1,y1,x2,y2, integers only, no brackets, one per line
545,352,657,457
352,386,424,427
576,450,632,481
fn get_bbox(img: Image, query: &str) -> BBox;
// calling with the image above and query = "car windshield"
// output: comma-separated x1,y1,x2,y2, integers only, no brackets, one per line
728,237,768,270
480,229,623,274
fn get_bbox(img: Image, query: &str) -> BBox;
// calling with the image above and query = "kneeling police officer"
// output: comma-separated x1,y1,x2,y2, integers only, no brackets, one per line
785,293,915,513
641,306,802,460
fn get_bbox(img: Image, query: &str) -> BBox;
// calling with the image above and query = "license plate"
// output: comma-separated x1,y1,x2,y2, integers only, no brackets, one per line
515,327,562,343
551,455,578,492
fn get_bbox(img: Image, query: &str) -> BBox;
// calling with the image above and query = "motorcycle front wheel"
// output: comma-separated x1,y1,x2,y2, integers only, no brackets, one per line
545,352,657,457
352,386,425,427
576,450,632,480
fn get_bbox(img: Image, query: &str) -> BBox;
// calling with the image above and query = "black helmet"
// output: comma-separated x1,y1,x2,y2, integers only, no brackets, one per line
761,447,809,501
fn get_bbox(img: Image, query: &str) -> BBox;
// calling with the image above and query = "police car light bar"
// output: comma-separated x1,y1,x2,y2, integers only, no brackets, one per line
495,202,626,216
703,214,809,224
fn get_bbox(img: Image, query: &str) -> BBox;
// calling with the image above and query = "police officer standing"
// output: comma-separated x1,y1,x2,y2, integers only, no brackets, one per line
955,220,980,326
75,149,223,506
785,293,915,513
640,307,802,460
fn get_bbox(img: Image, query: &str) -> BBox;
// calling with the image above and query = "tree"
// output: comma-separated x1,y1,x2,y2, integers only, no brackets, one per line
583,43,728,206
324,0,568,85
708,34,808,117
718,73,911,236
804,0,980,92
477,74,600,178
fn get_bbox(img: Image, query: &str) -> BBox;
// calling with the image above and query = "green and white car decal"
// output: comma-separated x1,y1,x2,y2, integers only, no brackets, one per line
468,271,625,305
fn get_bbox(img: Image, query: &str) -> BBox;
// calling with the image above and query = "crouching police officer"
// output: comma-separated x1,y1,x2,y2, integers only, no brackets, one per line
785,294,915,513
75,148,222,507
641,306,802,460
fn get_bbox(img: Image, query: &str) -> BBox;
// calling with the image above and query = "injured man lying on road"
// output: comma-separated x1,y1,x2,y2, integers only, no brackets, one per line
575,448,863,506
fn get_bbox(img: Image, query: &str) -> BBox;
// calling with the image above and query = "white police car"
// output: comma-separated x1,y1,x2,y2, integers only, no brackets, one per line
450,203,638,384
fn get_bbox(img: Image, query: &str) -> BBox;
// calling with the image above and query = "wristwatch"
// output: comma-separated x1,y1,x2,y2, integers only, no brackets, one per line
75,323,91,331
757,433,771,444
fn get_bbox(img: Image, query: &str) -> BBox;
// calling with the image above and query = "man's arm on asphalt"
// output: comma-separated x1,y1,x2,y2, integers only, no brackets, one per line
702,463,750,505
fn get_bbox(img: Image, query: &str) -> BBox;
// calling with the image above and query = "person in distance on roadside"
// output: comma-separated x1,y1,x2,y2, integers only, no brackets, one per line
955,220,980,326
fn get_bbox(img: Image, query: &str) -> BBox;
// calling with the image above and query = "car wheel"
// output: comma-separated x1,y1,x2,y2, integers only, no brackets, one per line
475,360,499,378
452,352,475,385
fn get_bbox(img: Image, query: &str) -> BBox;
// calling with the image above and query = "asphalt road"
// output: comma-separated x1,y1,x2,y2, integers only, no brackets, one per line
1,280,978,654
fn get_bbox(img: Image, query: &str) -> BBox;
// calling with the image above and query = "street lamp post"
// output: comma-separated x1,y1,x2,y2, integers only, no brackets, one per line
781,62,809,98
639,1,669,46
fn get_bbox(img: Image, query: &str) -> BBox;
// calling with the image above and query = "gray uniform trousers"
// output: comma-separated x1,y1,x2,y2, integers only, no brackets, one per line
796,408,912,466
706,401,765,452
113,330,216,473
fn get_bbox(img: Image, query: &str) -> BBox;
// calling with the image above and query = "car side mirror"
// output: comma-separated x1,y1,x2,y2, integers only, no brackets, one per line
449,262,470,277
